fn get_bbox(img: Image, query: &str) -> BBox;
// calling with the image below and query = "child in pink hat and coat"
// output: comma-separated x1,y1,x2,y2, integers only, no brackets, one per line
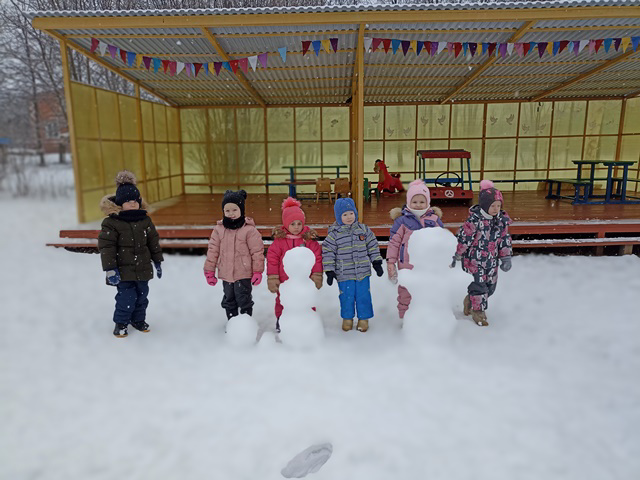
266,197,323,331
203,190,265,320
386,180,444,319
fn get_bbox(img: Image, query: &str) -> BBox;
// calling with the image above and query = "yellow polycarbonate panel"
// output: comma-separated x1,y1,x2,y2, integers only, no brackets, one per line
322,107,349,141
385,106,417,140
118,95,139,141
296,142,321,168
267,142,294,175
144,143,158,179
236,108,264,142
384,141,415,173
209,108,236,143
101,141,124,186
623,98,640,134
619,135,640,162
122,142,142,177
451,104,484,139
153,103,168,142
146,180,158,204
238,143,265,175
71,84,99,139
417,105,450,139
519,102,552,137
416,140,450,175
364,141,383,182
484,139,516,174
140,101,155,141
166,107,180,142
514,170,547,191
241,186,265,194
550,137,583,170
76,139,102,190
552,101,586,136
183,144,208,175
168,144,181,176
364,106,384,140
210,143,237,183
156,143,170,178
180,109,206,143
583,136,617,161
486,103,518,138
268,108,294,141
82,189,107,222
158,178,171,200
295,107,321,141
185,185,211,194
96,89,121,140
586,100,621,135
323,142,349,170
450,139,482,171
171,176,183,196
517,138,549,171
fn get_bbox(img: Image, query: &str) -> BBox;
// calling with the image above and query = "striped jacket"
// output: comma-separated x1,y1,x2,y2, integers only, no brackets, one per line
322,221,382,282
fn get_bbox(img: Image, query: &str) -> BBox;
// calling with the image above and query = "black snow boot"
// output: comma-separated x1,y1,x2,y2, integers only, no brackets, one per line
131,321,150,333
113,323,128,338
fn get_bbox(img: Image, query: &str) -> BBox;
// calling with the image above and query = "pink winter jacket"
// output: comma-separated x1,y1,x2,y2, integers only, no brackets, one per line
386,206,443,270
203,217,265,282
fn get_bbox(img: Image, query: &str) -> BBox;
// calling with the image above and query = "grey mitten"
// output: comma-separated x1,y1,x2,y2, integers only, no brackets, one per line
500,256,512,272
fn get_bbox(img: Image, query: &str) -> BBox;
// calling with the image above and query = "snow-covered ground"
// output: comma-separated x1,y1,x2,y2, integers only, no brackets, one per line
1,190,639,480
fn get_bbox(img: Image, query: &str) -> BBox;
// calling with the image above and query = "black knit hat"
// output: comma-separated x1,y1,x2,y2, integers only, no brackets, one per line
114,170,142,207
478,179,503,213
222,190,247,216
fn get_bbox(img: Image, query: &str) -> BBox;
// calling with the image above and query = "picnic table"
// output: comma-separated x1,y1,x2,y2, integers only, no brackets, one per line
277,165,348,197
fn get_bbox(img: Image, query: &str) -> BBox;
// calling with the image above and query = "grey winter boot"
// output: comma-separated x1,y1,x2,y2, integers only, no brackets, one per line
342,319,354,332
463,295,472,316
471,310,488,327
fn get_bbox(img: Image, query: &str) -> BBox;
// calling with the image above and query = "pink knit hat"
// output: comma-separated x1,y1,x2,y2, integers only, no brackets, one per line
478,179,504,212
406,180,431,207
281,197,305,228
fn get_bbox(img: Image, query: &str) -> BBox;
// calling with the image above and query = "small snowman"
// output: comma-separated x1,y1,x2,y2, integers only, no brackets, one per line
278,247,324,349
398,227,459,344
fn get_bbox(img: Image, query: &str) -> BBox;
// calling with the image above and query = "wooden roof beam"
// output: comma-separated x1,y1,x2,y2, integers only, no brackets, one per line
440,20,536,105
200,27,266,107
532,50,637,101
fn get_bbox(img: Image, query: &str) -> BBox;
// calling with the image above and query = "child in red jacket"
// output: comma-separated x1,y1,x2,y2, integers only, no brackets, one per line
267,197,323,331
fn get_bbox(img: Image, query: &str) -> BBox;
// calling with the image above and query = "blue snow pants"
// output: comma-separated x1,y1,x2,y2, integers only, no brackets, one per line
338,276,373,320
113,281,149,325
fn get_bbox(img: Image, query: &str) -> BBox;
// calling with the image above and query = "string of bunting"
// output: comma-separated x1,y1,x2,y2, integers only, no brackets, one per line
89,37,288,77
363,36,640,58
301,38,339,55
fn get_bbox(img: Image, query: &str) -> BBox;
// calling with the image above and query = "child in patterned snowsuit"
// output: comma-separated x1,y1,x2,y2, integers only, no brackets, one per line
386,180,444,319
451,180,513,326
322,198,383,333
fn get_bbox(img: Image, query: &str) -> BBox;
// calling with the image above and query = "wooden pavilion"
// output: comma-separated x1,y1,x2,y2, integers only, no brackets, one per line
30,1,640,253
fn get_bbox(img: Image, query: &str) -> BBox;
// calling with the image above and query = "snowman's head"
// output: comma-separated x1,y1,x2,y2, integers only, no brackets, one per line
409,227,458,272
282,246,316,278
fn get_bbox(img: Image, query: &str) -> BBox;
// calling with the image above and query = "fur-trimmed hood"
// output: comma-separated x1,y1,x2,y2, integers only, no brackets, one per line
390,205,442,221
272,225,317,240
100,195,151,216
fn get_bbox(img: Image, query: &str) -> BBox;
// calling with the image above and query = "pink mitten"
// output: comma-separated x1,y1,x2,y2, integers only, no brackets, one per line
204,270,218,286
251,272,262,286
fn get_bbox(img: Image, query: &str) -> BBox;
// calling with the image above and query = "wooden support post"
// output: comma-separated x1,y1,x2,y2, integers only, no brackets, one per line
355,23,366,220
134,85,148,200
59,40,84,223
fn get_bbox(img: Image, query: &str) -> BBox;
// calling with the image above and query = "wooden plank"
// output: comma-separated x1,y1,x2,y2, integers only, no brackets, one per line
355,23,365,221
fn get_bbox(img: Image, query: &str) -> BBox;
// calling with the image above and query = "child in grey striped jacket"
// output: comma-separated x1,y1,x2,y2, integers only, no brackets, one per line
322,198,383,333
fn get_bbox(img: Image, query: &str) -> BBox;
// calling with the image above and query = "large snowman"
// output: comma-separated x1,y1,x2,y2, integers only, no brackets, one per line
397,227,460,344
277,246,325,348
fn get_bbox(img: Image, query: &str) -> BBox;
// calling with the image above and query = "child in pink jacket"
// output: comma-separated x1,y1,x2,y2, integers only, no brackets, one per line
266,197,323,331
386,180,444,319
204,190,265,320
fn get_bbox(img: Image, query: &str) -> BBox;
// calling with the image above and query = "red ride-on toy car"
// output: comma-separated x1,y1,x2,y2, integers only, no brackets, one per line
416,149,474,202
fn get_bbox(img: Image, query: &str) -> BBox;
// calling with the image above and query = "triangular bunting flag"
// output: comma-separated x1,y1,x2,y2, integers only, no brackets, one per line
499,43,508,58
194,62,203,76
248,55,258,72
142,56,152,70
579,39,589,53
214,62,222,76
391,39,401,54
469,42,478,57
185,63,192,77
552,41,560,56
136,54,143,68
238,58,248,74
372,38,382,52
446,42,454,55
462,42,468,58
322,39,331,53
506,43,514,56
278,47,287,63
410,40,417,54
382,39,392,53
152,58,161,73
169,61,177,77
523,42,531,57
613,38,622,51
594,38,604,53
437,41,446,55
108,45,117,59
302,41,311,56
119,49,128,64
258,52,269,68
401,40,411,56
482,43,489,55
515,43,524,57
90,38,99,53
330,38,338,53
621,37,631,52
98,41,108,56
222,61,232,72
364,37,373,52
126,52,136,67
603,38,613,53
161,60,170,73
416,41,424,56
453,42,462,58
312,40,322,56
589,39,596,54
529,42,536,55
633,36,640,51
488,43,497,57
546,42,553,56
559,40,569,54
538,42,548,58
203,63,208,75
176,62,185,75
229,60,239,73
